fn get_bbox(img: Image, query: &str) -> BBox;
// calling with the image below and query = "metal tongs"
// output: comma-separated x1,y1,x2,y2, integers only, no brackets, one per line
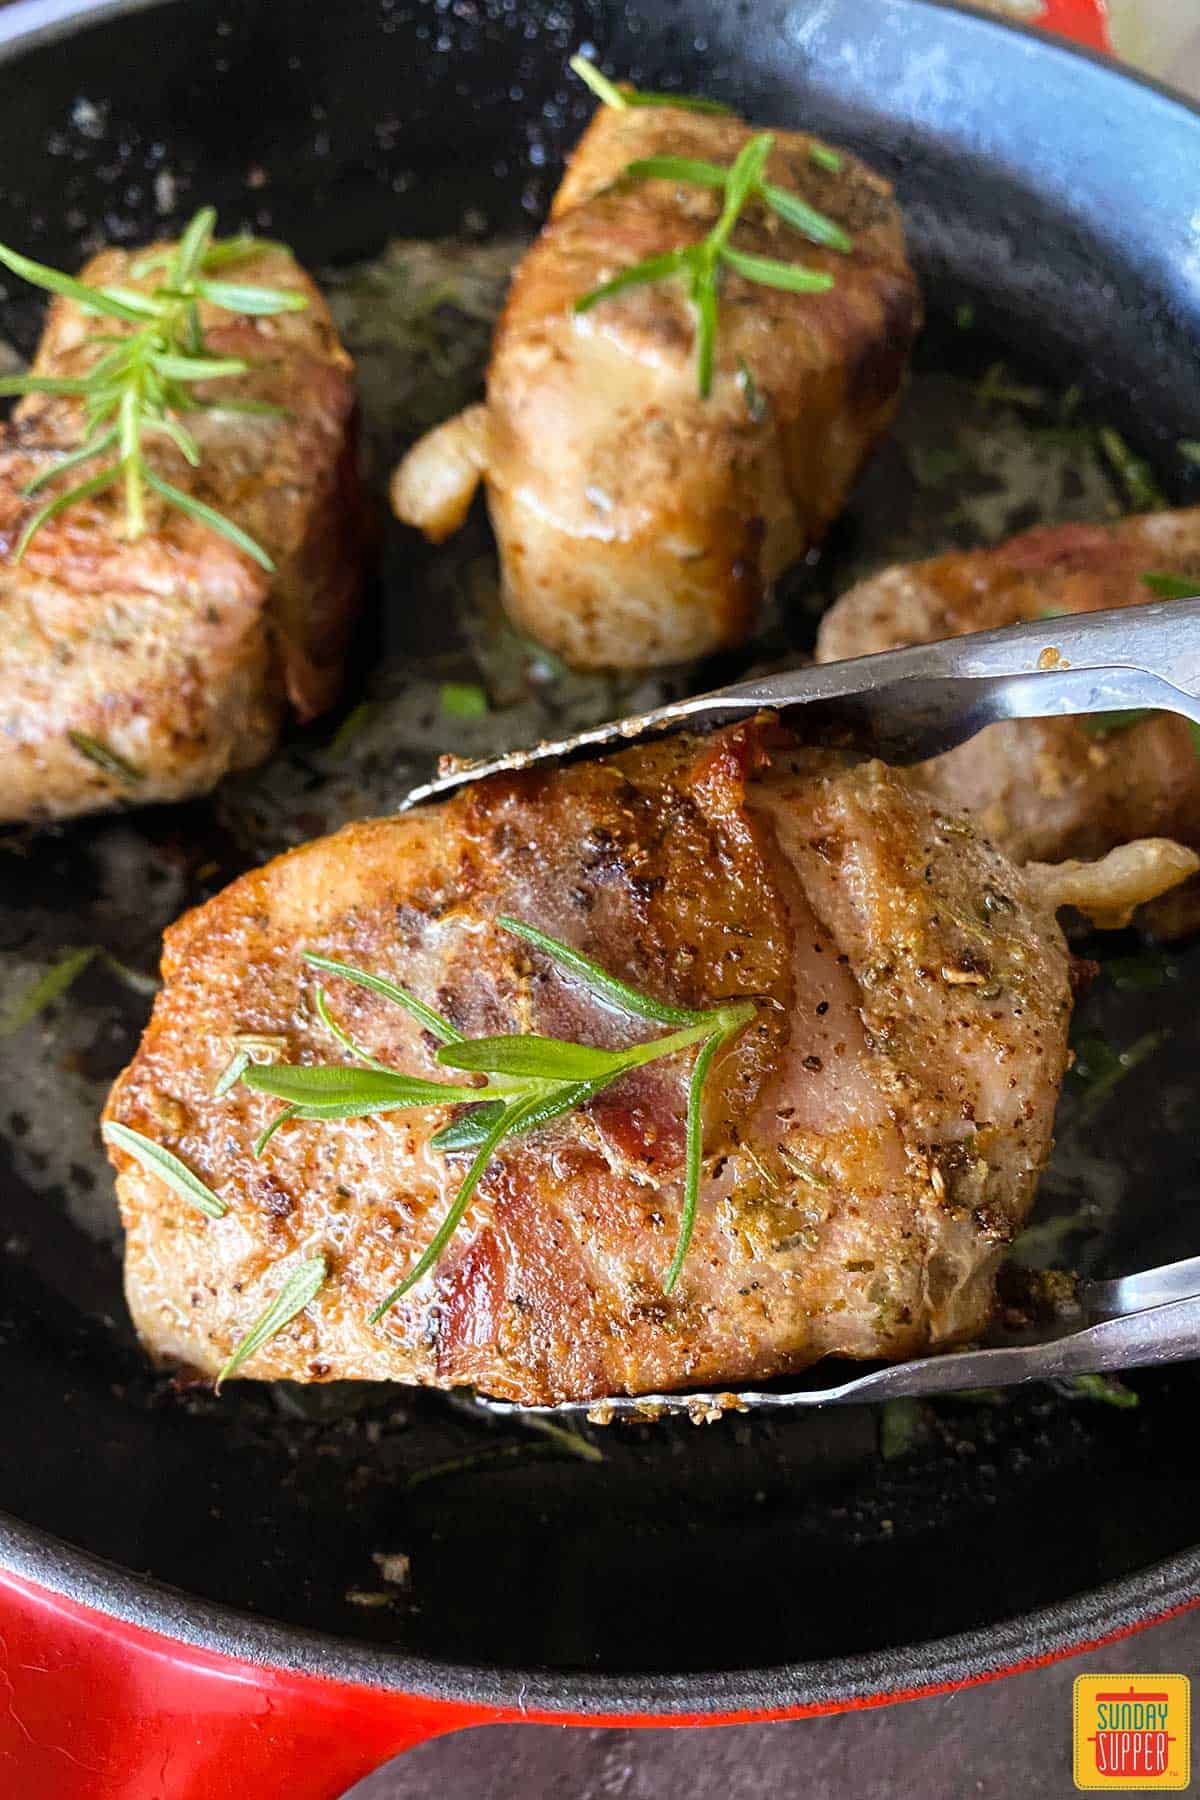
406,597,1200,1417
480,1256,1200,1420
407,597,1200,804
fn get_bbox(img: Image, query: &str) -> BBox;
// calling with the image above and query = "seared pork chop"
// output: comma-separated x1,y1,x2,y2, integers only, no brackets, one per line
818,511,1200,865
107,725,1107,1406
393,101,920,671
0,240,361,823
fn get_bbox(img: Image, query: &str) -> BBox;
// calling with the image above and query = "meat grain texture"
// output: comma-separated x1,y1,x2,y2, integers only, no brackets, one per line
393,103,921,671
818,510,1200,864
107,726,1077,1405
0,241,361,823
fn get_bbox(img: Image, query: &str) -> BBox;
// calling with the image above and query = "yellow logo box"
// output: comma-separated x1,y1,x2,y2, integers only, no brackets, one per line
1074,1675,1191,1790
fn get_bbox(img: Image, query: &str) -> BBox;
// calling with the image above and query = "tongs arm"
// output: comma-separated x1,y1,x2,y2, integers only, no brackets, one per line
408,597,1200,806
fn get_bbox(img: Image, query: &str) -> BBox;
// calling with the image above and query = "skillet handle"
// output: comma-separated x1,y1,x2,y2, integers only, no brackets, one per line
1037,0,1112,52
0,1567,488,1800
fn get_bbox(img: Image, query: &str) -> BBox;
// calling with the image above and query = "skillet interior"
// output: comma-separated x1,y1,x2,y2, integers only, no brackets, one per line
1,0,1200,1686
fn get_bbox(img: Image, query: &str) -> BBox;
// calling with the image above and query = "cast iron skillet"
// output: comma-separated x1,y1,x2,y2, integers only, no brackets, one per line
1,0,1199,1793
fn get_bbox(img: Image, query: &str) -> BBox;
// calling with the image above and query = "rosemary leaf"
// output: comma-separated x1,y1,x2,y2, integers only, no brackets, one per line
809,142,842,172
720,245,834,292
629,89,733,115
149,351,249,381
569,53,627,109
213,1047,250,1098
371,1092,545,1317
254,1106,297,1157
171,206,218,286
759,181,851,251
67,728,144,785
0,241,150,321
0,945,97,1036
695,272,717,399
623,155,726,189
302,952,463,1044
196,234,289,271
663,1028,725,1293
574,246,693,315
193,278,307,316
21,427,121,497
312,986,394,1073
103,1121,227,1219
17,467,121,561
429,1101,508,1151
241,1061,477,1110
497,915,701,1025
440,681,489,719
438,1033,619,1080
569,53,731,115
710,134,773,254
1141,571,1197,600
148,415,201,466
1098,427,1166,512
431,1078,606,1151
0,374,95,398
215,1254,327,1391
142,469,274,571
523,1415,606,1461
98,285,167,318
623,158,850,252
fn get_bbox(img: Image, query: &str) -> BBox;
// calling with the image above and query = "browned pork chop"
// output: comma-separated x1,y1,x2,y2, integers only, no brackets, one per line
0,241,361,824
393,102,921,671
818,510,1200,864
106,726,1088,1406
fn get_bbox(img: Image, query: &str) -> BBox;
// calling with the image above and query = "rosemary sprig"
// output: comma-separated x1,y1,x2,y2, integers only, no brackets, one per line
0,206,306,567
237,918,755,1309
215,1253,327,1391
621,153,852,251
575,132,834,396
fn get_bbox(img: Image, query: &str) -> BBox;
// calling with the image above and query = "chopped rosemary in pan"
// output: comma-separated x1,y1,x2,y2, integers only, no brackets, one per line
102,1121,228,1219
440,680,489,719
575,133,834,397
1098,427,1166,512
239,917,756,1309
215,1253,327,1391
0,206,307,565
0,944,97,1036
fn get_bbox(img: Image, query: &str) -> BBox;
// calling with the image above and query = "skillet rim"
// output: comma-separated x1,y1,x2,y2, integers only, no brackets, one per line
3,1514,1199,1710
0,0,1198,1710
